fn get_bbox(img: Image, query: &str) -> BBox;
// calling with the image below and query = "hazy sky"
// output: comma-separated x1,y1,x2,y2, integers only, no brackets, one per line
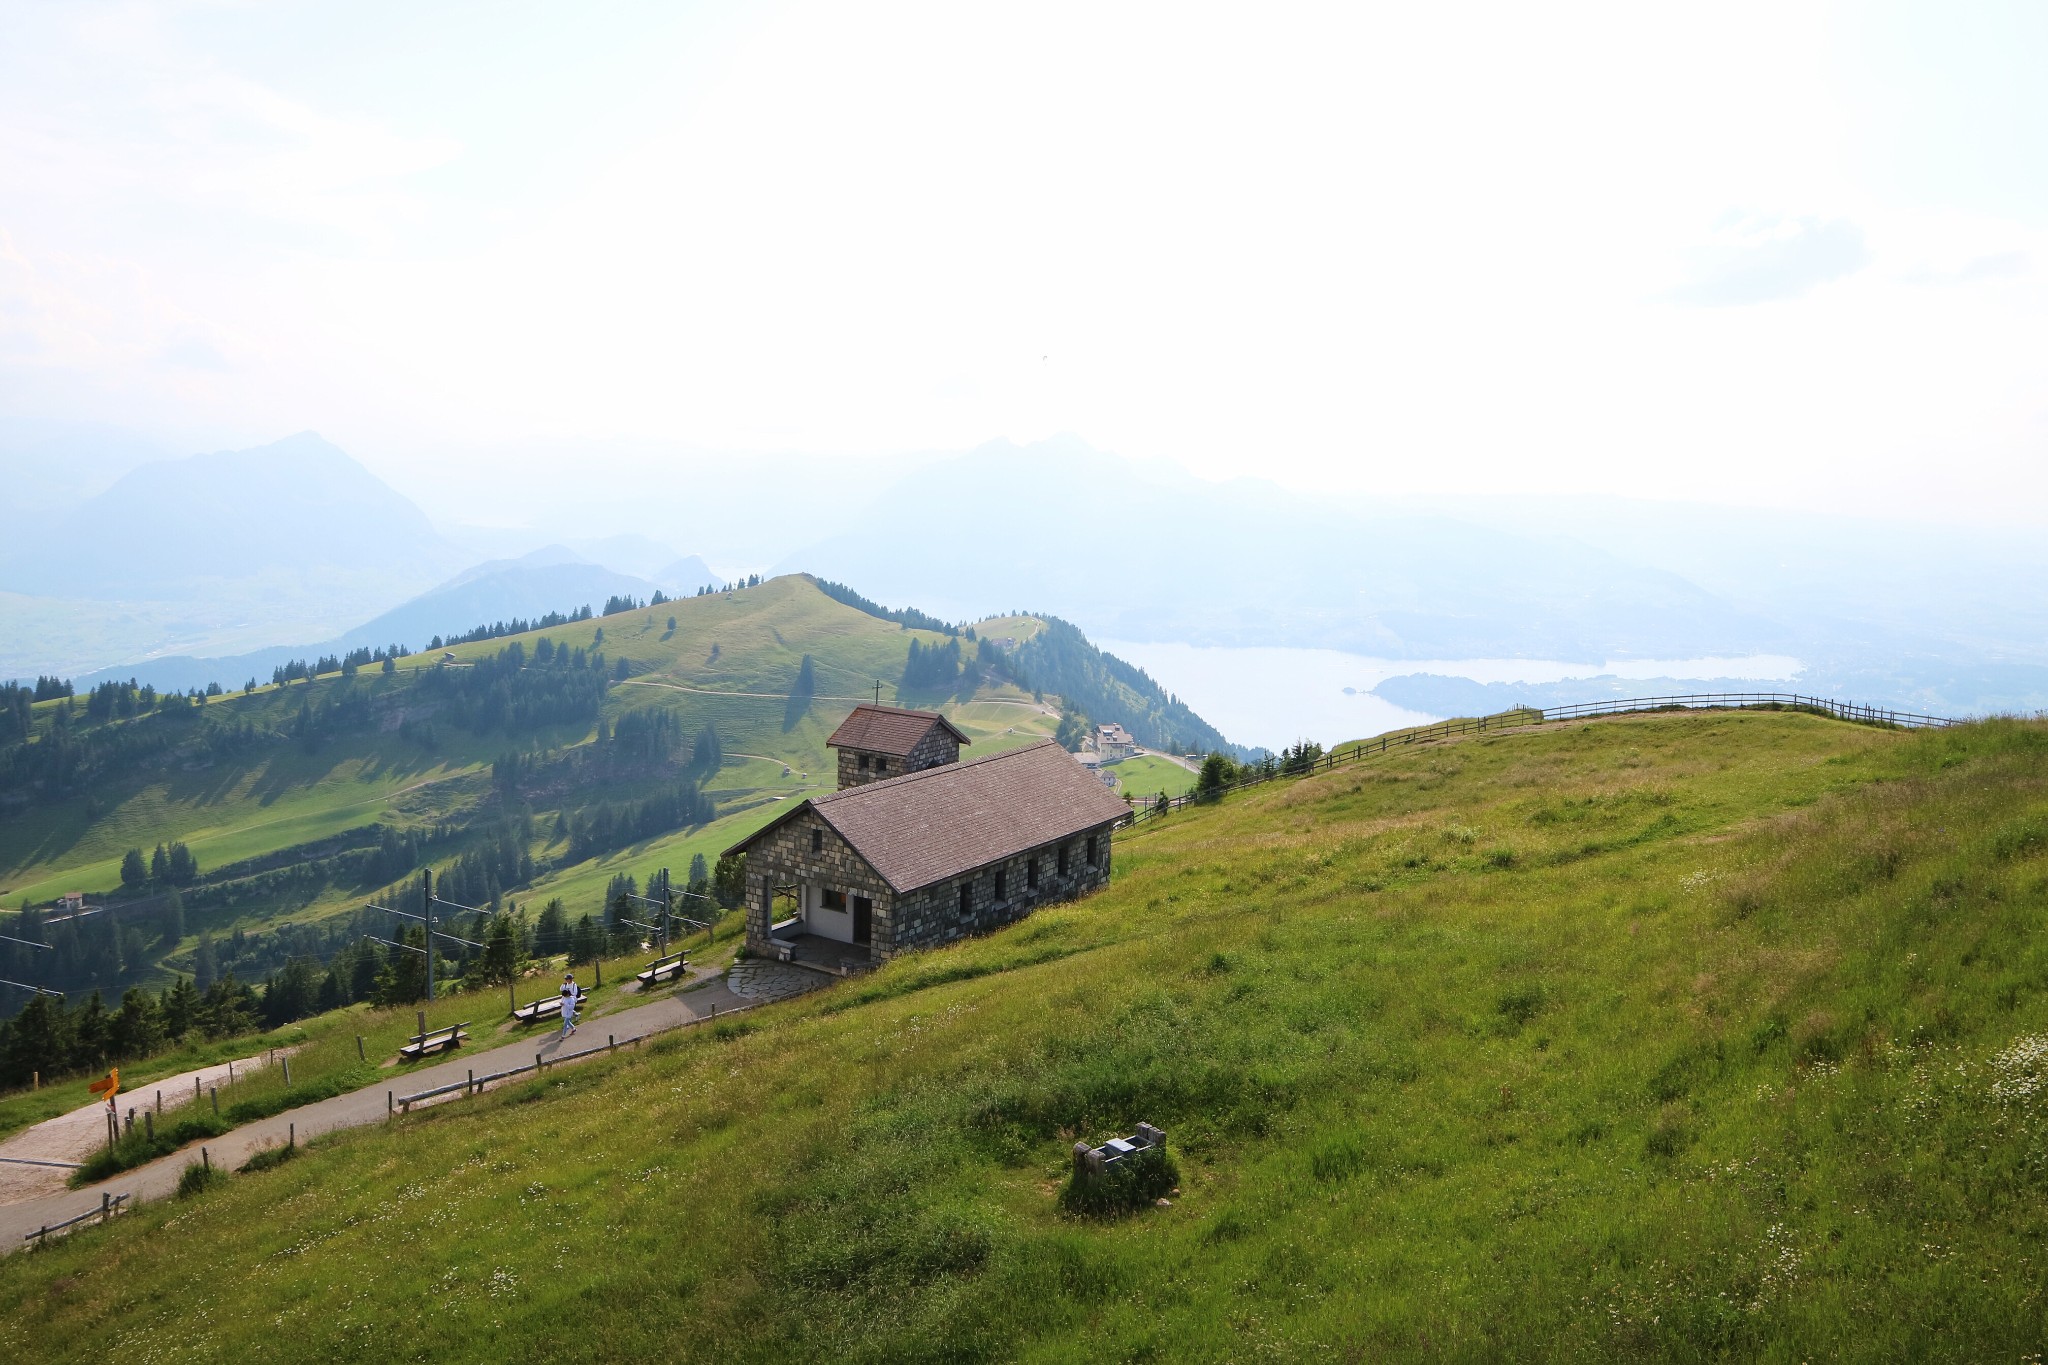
3,1,2044,524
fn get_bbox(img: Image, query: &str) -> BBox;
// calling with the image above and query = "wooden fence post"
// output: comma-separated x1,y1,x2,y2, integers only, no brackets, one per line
201,1147,209,1172
282,1057,292,1087
210,1086,219,1115
356,1035,365,1062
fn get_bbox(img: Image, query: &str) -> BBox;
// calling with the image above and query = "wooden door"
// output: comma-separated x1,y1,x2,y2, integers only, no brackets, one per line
852,895,872,945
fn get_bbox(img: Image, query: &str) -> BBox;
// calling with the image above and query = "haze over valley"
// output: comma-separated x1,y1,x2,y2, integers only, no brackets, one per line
3,4,2047,1359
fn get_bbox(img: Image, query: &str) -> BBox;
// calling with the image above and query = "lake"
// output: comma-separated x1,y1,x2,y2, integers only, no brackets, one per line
1099,641,1804,751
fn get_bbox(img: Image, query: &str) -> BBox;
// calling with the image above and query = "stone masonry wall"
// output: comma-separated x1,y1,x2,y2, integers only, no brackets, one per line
903,725,962,774
882,820,1117,960
833,723,962,789
743,810,897,959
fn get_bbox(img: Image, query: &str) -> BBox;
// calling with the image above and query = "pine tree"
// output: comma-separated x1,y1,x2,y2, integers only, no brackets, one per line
160,976,199,1039
166,842,198,884
477,914,522,985
713,853,747,910
568,914,604,965
120,848,147,887
193,932,219,991
534,898,569,957
375,928,428,1005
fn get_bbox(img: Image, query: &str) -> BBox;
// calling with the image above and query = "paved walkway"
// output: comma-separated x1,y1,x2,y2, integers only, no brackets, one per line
0,964,830,1253
0,1049,289,1206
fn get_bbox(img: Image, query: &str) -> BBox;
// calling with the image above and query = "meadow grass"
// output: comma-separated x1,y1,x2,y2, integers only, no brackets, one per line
1107,753,1197,800
3,711,2044,1361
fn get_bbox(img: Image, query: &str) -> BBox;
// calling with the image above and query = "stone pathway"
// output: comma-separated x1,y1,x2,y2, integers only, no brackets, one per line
725,962,833,1003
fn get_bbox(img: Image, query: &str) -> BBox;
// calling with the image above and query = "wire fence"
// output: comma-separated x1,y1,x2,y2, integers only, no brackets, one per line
1116,692,1960,833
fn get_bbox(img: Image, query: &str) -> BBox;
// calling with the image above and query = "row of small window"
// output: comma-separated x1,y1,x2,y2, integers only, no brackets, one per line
957,836,1100,915
854,753,891,773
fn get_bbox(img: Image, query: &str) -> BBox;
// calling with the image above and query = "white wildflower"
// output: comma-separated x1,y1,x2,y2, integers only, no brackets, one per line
1988,1033,2048,1103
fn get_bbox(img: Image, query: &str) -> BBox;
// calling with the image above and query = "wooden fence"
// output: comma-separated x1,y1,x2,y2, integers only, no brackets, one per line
1117,691,1960,833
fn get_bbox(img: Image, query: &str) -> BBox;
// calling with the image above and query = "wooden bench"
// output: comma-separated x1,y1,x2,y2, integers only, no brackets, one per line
398,1022,470,1060
636,951,690,987
510,995,564,1026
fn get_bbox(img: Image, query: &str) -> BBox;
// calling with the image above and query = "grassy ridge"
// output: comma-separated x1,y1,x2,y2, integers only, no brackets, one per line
0,579,1070,1000
5,711,2044,1359
0,576,991,905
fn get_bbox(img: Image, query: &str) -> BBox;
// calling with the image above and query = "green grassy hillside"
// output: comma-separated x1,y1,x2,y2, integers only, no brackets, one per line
0,576,1086,1002
5,709,2043,1360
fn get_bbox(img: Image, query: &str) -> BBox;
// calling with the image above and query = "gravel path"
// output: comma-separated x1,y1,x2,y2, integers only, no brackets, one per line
0,964,829,1253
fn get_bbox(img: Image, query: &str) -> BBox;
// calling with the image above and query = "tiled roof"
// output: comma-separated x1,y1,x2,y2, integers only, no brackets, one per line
825,703,971,756
730,740,1129,892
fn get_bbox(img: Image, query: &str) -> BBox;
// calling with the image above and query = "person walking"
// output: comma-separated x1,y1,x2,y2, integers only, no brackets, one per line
559,972,580,1039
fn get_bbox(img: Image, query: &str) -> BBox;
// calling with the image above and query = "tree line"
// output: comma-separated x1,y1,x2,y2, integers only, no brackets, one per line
602,590,673,616
413,638,609,735
270,643,409,686
119,841,199,888
816,578,960,635
428,605,593,651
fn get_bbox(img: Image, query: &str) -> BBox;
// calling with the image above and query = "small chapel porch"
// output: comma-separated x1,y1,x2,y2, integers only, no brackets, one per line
763,883,880,976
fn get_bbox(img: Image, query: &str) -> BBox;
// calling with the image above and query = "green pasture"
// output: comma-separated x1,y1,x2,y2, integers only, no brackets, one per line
1105,753,1197,800
7,711,2047,1358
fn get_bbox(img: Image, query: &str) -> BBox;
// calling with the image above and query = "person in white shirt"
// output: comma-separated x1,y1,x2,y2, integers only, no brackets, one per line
559,972,580,1038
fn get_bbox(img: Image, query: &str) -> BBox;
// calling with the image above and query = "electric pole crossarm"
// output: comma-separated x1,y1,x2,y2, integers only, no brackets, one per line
363,934,428,956
368,904,478,946
624,889,717,907
0,977,63,996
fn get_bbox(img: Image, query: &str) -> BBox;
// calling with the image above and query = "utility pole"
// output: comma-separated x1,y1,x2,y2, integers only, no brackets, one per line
423,867,435,1001
873,681,882,706
656,867,670,955
364,870,481,1003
